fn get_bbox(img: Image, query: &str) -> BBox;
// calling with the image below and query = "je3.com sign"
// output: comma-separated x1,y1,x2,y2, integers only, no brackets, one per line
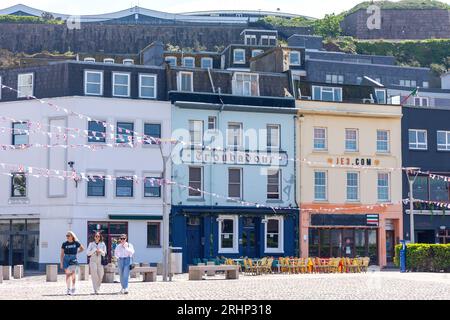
181,148,289,166
328,157,381,167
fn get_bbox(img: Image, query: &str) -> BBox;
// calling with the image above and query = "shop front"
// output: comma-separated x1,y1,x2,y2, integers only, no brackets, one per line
171,206,299,271
0,218,40,270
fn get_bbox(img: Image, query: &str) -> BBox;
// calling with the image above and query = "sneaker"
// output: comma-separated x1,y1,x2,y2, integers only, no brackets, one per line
119,289,124,294
66,288,71,295
70,288,76,295
123,289,129,294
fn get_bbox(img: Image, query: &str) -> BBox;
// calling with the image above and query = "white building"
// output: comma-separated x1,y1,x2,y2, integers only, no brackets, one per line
0,63,171,271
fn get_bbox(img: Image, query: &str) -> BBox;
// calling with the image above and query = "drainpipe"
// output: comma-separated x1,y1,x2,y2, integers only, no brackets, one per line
293,115,300,257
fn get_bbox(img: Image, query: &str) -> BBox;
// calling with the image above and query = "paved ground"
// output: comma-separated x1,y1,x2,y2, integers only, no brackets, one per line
0,271,449,300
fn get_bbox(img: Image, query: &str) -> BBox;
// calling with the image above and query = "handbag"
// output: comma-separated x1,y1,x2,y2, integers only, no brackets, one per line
101,255,108,266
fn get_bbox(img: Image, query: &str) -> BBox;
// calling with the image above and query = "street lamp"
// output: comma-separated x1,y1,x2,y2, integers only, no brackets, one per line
405,167,420,243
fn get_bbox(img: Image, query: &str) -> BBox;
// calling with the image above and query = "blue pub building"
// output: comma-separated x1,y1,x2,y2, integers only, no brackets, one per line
168,65,299,270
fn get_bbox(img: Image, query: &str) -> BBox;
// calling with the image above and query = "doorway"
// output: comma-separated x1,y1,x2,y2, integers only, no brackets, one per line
385,230,395,263
242,217,258,258
87,222,128,263
186,217,203,266
416,230,435,244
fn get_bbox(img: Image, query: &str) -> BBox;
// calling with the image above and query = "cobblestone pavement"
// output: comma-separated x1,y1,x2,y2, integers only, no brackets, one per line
0,271,449,300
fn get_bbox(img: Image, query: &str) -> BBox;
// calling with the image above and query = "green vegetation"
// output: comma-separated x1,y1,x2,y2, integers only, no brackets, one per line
258,16,313,27
0,14,64,25
347,0,450,15
313,14,344,38
394,244,450,272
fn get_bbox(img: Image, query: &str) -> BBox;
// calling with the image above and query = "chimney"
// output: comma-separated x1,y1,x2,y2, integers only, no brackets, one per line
140,41,165,66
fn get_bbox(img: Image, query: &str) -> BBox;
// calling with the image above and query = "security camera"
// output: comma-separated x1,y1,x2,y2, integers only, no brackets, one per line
68,161,75,168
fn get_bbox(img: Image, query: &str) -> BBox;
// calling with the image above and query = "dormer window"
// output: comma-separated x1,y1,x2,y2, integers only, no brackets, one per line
252,50,264,58
183,57,195,68
112,72,130,97
84,57,96,63
245,35,257,45
289,51,301,66
123,59,134,65
232,73,259,97
17,73,34,98
375,89,386,104
84,70,103,96
201,57,213,69
103,58,115,64
233,49,246,64
261,35,277,46
165,56,177,67
177,71,193,92
312,86,342,102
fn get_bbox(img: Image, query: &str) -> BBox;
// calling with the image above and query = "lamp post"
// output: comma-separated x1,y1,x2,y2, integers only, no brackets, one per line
158,142,170,282
405,167,420,243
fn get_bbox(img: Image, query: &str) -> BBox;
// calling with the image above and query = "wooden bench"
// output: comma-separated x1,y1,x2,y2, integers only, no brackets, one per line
189,265,239,281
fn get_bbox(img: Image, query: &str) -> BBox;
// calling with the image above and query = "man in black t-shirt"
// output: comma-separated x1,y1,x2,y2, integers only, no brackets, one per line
60,231,84,296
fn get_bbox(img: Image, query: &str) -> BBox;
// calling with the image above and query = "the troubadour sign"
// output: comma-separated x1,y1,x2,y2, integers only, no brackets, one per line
181,148,289,166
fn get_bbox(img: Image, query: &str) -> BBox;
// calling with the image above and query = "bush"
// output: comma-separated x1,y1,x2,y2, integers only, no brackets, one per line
0,15,64,25
394,243,450,272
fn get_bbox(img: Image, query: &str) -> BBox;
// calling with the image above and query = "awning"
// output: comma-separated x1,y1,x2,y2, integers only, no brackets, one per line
108,215,163,221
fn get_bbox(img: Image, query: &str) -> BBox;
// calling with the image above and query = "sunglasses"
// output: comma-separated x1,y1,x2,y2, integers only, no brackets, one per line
95,235,100,238
119,238,126,240
66,235,71,238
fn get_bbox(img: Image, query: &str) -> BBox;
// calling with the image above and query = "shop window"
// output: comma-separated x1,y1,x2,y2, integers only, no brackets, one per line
218,216,238,253
265,217,283,253
147,222,161,247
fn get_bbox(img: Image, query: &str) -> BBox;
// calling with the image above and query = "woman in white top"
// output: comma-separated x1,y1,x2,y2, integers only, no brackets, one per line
86,232,107,294
114,233,135,294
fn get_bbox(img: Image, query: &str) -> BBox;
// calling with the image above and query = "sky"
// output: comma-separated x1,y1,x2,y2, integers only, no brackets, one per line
2,0,449,19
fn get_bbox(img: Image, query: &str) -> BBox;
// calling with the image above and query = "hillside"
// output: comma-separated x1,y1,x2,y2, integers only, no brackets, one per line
346,0,450,15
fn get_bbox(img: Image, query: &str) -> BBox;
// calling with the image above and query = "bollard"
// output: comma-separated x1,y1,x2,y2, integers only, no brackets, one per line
2,266,11,280
207,261,215,276
0,268,3,283
46,265,58,282
13,265,24,279
103,264,116,283
79,264,89,280
157,262,163,276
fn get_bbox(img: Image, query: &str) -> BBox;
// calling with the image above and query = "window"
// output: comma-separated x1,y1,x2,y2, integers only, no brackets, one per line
87,175,105,197
200,57,213,69
314,171,327,201
233,49,246,64
12,122,29,145
178,72,193,92
123,59,134,65
325,74,344,84
183,57,195,68
346,172,359,202
103,58,114,64
312,86,342,102
409,129,427,150
112,72,130,97
188,167,203,197
227,122,243,148
313,128,327,150
144,177,161,198
400,80,416,88
218,216,238,253
345,129,358,152
267,124,280,149
147,222,161,247
290,51,301,66
116,122,134,144
377,173,390,202
267,169,281,200
144,123,161,145
375,89,386,104
84,71,103,96
265,217,283,253
17,73,33,98
228,168,242,199
414,97,429,107
207,116,217,130
84,57,95,63
377,130,390,153
413,176,429,201
251,49,264,58
165,56,177,67
11,173,26,198
189,120,203,146
88,121,106,143
430,178,449,202
422,81,429,89
437,131,450,151
232,73,259,96
261,35,277,46
139,74,157,99
245,35,257,45
116,176,133,197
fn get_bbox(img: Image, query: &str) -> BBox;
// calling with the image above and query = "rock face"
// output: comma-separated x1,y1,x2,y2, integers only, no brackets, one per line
0,23,310,54
341,9,450,39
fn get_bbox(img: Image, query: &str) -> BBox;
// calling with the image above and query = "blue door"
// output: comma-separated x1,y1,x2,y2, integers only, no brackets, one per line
186,217,203,266
242,217,258,258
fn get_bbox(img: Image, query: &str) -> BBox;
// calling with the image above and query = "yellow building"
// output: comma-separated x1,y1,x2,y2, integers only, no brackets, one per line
295,83,403,267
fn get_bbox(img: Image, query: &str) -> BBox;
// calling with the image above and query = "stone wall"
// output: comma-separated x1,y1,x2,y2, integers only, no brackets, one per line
341,9,450,39
0,23,310,55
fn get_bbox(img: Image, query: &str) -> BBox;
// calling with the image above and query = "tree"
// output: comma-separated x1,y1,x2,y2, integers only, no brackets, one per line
313,14,343,38
41,12,55,21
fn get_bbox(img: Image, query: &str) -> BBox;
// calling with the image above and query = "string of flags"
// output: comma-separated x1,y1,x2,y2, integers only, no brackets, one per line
403,198,450,210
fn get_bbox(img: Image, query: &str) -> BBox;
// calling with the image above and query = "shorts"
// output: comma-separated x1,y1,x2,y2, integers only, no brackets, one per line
63,254,79,272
